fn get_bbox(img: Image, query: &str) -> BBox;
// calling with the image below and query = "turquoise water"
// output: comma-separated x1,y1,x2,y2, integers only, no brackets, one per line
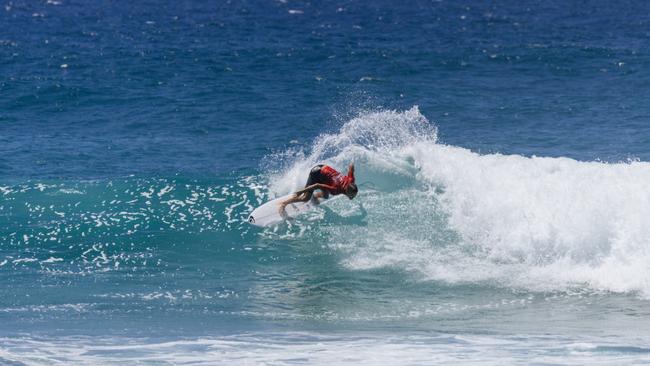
3,1,650,364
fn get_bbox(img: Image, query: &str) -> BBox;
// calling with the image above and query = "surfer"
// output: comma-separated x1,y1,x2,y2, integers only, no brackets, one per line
279,163,358,215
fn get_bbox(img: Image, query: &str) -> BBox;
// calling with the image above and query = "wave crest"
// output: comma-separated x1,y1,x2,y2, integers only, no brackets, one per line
270,106,650,297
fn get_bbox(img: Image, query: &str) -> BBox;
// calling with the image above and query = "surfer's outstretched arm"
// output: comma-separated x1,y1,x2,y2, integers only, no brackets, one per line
279,184,334,214
293,183,335,196
293,184,319,197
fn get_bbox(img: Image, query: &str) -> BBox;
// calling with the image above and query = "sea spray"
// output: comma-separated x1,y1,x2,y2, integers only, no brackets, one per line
271,107,650,297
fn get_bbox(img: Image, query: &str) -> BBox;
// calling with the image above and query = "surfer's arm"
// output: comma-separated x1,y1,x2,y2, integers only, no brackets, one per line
294,183,335,196
294,184,318,196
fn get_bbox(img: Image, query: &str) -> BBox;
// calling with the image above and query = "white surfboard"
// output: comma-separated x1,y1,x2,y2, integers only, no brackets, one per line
247,194,319,227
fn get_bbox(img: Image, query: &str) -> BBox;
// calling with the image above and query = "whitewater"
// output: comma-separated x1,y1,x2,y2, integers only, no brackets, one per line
269,106,650,297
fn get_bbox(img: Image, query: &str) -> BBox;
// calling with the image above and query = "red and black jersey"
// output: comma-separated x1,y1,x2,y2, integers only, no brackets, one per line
318,165,354,195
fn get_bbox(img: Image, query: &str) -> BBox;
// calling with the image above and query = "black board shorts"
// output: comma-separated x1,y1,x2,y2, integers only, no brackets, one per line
306,164,326,186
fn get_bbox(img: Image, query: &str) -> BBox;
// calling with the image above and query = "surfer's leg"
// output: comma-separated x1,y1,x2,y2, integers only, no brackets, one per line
281,165,324,215
311,190,329,204
279,192,312,215
286,192,312,204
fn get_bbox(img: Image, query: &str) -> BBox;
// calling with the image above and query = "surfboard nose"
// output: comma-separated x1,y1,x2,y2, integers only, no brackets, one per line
248,216,255,224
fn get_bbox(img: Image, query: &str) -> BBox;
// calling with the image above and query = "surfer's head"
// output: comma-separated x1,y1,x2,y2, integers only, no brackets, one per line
344,183,358,199
342,163,356,199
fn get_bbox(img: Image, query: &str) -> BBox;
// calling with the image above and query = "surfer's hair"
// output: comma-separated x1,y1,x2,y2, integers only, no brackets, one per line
347,183,358,197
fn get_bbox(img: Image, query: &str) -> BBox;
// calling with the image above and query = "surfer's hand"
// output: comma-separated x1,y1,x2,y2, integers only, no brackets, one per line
278,202,288,217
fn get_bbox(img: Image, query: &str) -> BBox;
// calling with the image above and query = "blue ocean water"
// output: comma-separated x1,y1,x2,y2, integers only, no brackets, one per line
3,0,650,364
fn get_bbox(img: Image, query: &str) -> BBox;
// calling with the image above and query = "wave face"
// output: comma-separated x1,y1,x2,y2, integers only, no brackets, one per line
268,106,650,297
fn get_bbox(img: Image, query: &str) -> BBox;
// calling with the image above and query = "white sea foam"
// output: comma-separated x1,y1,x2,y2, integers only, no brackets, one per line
270,107,650,297
0,332,648,365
